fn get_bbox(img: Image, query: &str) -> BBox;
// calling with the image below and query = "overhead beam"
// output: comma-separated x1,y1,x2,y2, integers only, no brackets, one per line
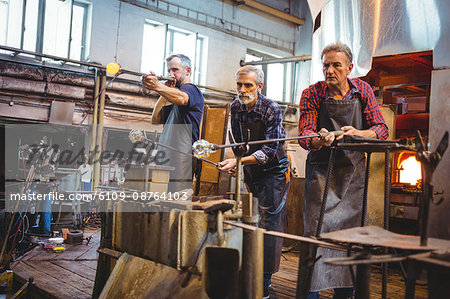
405,85,427,93
379,73,431,86
0,102,49,122
410,57,433,69
373,51,432,63
240,54,311,66
238,0,305,25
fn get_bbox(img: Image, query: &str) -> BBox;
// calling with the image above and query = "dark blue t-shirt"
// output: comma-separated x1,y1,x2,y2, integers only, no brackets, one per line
160,83,204,143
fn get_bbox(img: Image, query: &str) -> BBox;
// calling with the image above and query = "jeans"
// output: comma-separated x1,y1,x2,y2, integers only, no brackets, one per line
263,273,272,290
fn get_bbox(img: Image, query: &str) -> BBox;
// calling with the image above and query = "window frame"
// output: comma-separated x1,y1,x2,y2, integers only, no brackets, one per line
1,0,91,61
245,49,293,103
70,0,90,61
141,19,207,85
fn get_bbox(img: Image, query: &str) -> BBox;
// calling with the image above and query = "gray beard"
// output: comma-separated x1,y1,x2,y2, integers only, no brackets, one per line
238,93,256,105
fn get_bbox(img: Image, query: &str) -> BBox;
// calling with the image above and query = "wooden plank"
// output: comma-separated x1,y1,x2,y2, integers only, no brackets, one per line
284,177,305,247
22,246,65,261
20,229,100,262
12,261,91,299
97,247,122,259
50,235,100,261
380,73,431,86
24,261,94,294
76,244,99,260
18,245,46,261
269,252,428,299
83,228,101,238
99,253,204,298
52,260,96,281
39,244,92,261
78,260,98,270
198,105,229,195
84,228,101,245
372,51,433,63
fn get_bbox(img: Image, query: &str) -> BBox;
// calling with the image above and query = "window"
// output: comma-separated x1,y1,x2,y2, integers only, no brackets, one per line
245,50,293,103
141,20,208,85
0,0,91,61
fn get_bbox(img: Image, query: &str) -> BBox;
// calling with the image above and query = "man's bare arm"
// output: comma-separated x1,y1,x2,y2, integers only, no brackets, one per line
142,75,189,106
151,96,168,124
336,126,377,140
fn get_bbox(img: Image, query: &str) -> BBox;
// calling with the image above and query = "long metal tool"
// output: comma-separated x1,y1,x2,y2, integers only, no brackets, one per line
210,130,345,150
415,130,448,246
106,62,173,81
128,130,220,167
155,141,220,167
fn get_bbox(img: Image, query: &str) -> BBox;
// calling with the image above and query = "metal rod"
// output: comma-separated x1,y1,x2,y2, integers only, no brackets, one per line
361,152,372,227
240,54,312,66
154,141,219,167
234,155,242,210
117,68,172,81
316,147,337,237
217,210,223,247
382,149,391,299
347,247,356,285
93,73,107,188
355,263,371,299
144,164,149,192
89,72,100,191
419,174,431,246
241,227,264,299
213,130,345,150
223,220,347,251
296,243,317,298
384,149,391,230
0,45,103,69
0,45,237,96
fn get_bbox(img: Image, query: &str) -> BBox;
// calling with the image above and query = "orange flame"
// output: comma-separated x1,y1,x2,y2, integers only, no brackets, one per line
399,156,422,185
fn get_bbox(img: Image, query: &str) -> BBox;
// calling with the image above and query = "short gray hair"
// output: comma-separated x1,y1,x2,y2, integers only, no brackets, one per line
235,65,264,85
166,54,191,69
321,42,353,64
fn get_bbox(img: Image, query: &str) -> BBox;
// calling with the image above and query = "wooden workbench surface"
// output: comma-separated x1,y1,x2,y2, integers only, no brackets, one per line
11,228,100,299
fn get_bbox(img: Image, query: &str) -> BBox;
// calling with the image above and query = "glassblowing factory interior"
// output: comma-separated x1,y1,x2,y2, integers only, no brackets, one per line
0,1,449,298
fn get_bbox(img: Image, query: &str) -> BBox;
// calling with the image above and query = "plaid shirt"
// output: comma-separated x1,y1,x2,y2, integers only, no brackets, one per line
231,93,286,165
298,78,388,150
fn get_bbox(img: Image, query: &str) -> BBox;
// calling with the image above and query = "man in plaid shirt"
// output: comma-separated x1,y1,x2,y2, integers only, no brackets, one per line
228,82,286,166
217,66,290,298
299,42,388,299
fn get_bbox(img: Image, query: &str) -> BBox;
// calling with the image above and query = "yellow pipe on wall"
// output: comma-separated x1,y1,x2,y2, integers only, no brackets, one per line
93,72,107,188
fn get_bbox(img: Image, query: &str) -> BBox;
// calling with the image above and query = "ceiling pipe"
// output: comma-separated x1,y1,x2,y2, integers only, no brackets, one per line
0,45,103,70
235,0,305,26
240,54,312,66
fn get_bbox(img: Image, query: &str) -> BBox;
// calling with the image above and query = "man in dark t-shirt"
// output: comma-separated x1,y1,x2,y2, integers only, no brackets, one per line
142,54,204,142
142,54,204,192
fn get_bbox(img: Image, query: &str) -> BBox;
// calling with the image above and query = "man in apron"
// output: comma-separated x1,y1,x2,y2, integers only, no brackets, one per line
217,66,290,298
142,54,204,192
298,42,388,298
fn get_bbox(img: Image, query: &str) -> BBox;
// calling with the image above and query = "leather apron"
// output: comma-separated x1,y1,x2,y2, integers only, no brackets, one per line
304,94,366,291
158,104,192,192
240,120,290,274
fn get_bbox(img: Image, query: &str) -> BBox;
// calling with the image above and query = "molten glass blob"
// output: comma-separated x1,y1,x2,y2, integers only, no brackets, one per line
399,156,422,185
129,129,146,143
192,139,216,159
106,62,121,75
